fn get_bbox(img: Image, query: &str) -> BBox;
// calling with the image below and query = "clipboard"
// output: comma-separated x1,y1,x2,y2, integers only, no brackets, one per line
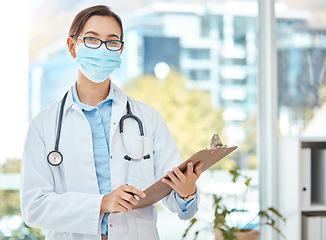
133,146,237,209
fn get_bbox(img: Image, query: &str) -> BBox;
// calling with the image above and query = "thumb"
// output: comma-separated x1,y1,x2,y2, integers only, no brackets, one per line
194,162,203,177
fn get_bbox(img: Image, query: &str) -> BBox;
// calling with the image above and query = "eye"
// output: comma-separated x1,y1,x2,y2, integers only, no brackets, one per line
108,40,119,46
83,37,101,48
86,37,97,43
105,40,122,50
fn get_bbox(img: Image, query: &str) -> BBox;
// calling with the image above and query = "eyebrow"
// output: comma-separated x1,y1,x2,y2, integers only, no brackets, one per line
84,31,120,39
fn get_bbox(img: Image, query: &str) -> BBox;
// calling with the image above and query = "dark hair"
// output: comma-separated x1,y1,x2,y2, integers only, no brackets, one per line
69,5,123,40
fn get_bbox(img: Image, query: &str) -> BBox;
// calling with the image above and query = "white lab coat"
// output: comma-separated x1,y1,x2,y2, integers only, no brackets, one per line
20,82,199,240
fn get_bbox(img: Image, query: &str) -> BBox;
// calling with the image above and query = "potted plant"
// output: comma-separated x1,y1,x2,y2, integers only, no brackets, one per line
183,166,286,240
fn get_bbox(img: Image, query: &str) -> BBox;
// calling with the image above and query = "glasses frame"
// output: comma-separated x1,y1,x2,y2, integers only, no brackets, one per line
76,36,124,51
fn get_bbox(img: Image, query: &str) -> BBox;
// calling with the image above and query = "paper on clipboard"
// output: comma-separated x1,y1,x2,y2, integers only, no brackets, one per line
133,145,237,209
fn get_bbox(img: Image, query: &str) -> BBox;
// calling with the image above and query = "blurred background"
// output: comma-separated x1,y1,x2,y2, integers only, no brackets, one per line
0,0,326,239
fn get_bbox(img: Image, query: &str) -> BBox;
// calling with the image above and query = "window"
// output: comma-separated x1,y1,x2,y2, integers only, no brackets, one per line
276,1,326,136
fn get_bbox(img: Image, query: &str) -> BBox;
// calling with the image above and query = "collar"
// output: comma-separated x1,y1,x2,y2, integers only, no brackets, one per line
63,80,125,113
71,82,115,111
71,81,115,111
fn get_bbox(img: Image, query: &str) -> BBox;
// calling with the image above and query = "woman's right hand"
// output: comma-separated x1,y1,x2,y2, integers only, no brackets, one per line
100,185,146,214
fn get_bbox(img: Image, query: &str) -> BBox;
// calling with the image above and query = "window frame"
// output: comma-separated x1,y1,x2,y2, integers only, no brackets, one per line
258,0,279,239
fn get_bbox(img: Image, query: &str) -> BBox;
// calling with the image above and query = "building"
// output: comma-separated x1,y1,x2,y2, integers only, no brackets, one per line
121,1,259,146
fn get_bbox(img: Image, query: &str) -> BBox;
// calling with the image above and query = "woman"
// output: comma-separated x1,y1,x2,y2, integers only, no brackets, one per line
20,5,202,240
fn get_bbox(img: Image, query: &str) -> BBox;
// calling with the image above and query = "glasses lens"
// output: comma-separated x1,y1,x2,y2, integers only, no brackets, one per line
84,37,101,48
106,40,122,51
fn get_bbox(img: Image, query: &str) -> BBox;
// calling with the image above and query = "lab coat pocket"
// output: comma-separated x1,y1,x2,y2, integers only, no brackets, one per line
48,231,68,240
135,217,159,240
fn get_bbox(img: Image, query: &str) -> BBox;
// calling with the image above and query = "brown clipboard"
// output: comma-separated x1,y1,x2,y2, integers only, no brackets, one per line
133,146,237,209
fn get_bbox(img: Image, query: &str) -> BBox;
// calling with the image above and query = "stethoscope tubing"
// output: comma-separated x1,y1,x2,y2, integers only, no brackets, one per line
55,91,69,151
119,101,144,136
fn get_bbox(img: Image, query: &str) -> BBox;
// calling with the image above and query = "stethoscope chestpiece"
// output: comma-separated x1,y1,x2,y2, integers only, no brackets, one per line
47,150,63,166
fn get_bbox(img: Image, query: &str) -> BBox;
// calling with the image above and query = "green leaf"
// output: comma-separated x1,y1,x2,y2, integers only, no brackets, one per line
257,208,286,238
182,218,197,238
258,211,270,219
221,228,238,240
244,177,252,187
268,207,286,221
194,231,199,240
229,208,248,214
229,166,241,183
265,222,285,238
191,218,197,224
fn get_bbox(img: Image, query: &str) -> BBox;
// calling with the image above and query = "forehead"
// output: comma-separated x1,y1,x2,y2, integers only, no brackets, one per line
81,15,121,38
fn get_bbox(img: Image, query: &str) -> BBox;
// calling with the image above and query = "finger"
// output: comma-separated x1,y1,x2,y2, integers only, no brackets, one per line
162,178,175,188
110,201,129,214
117,202,130,213
167,170,180,184
121,191,139,205
172,167,185,181
119,199,133,211
194,162,203,177
186,161,194,175
124,185,146,198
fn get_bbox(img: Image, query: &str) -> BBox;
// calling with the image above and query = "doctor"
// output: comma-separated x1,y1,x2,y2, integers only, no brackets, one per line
20,5,203,240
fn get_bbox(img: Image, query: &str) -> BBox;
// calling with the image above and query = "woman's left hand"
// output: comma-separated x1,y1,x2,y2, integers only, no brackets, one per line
162,161,203,198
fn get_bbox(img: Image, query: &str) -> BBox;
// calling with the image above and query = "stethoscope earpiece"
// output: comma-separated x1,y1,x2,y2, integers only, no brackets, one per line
143,154,151,160
124,155,132,161
124,154,151,161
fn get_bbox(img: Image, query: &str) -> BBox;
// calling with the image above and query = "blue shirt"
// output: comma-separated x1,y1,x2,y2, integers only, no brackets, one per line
72,82,196,234
72,83,114,234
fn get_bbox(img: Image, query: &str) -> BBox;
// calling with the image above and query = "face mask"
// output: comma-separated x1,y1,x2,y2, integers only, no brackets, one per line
76,44,121,83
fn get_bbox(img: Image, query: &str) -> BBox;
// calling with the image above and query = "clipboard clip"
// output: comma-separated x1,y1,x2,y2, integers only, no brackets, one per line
210,145,228,153
210,134,227,150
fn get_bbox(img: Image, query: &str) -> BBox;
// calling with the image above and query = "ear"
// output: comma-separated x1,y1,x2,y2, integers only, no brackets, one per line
67,37,77,58
120,44,124,54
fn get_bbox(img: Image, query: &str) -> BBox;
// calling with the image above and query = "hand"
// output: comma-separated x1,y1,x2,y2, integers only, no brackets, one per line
161,161,203,198
100,185,146,214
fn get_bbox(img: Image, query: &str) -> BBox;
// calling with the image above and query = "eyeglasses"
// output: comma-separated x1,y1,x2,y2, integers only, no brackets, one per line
76,36,124,51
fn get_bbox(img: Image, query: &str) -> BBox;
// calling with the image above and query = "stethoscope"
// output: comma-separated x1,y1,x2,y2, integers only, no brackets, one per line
119,101,151,162
47,92,151,166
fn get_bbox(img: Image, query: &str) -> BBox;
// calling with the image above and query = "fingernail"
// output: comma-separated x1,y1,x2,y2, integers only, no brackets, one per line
142,193,146,198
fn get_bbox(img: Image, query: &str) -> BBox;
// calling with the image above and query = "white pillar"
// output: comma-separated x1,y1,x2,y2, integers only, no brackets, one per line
0,1,29,164
258,0,278,239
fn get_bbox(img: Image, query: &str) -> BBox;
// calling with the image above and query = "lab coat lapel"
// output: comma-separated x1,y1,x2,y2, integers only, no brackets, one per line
109,82,128,140
63,89,74,113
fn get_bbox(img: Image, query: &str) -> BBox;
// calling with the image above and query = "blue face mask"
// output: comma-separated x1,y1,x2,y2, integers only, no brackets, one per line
76,44,121,83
